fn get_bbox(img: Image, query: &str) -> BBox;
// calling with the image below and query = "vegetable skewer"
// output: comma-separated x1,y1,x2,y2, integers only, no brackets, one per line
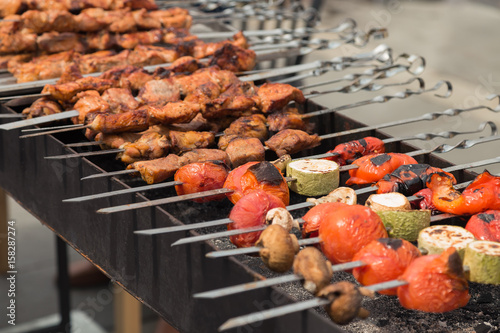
133,156,500,235
63,123,495,202
97,144,500,214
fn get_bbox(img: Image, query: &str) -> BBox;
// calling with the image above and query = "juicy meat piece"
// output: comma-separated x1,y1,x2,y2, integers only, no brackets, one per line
78,50,127,74
127,45,179,67
73,90,110,124
267,107,313,132
228,189,286,248
162,27,197,45
42,76,115,104
346,153,419,186
0,31,37,54
159,55,201,74
208,43,256,72
218,114,268,150
192,32,248,59
22,10,76,33
101,88,139,112
22,97,62,119
173,66,239,95
183,81,221,109
89,109,150,133
101,9,136,33
0,53,32,70
74,10,107,32
116,29,163,49
36,32,86,54
95,132,142,149
174,161,229,203
0,0,22,17
168,130,215,153
98,65,152,91
149,10,192,29
202,82,259,119
168,113,220,133
119,132,171,164
57,63,83,84
138,78,180,106
132,8,161,29
223,161,290,205
265,129,321,157
398,247,470,312
224,114,267,139
257,83,306,114
225,137,266,168
147,102,200,124
128,148,230,184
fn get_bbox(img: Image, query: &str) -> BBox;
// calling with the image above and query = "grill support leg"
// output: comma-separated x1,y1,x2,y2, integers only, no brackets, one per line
26,236,71,333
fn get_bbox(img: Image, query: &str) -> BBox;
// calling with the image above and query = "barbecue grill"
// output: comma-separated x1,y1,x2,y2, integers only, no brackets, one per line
0,1,499,332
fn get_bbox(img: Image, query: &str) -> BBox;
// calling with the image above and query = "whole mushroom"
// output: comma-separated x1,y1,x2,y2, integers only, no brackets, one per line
317,281,375,325
265,207,300,232
293,247,334,295
255,224,299,273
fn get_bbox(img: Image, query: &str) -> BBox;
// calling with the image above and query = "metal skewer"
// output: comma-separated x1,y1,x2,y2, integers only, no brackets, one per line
19,124,90,139
0,44,392,131
217,279,408,332
78,80,453,180
0,114,26,118
133,155,500,235
64,123,494,202
43,75,427,159
193,260,366,299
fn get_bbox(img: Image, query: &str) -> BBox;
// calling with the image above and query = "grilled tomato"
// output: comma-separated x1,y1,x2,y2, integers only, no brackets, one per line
224,161,289,205
397,247,470,312
174,161,229,203
228,190,286,248
465,210,500,242
318,203,388,264
352,238,421,295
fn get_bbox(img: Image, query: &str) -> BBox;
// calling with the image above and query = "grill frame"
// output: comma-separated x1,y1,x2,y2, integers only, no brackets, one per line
0,96,486,332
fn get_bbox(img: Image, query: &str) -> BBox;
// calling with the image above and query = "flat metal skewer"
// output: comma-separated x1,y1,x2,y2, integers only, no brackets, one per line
65,141,103,148
217,279,408,331
20,124,90,139
193,260,366,299
21,123,84,133
0,110,79,131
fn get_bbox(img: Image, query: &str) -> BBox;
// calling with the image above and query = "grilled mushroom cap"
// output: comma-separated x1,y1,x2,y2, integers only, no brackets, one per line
293,247,334,295
256,224,299,273
317,281,374,325
265,207,299,232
